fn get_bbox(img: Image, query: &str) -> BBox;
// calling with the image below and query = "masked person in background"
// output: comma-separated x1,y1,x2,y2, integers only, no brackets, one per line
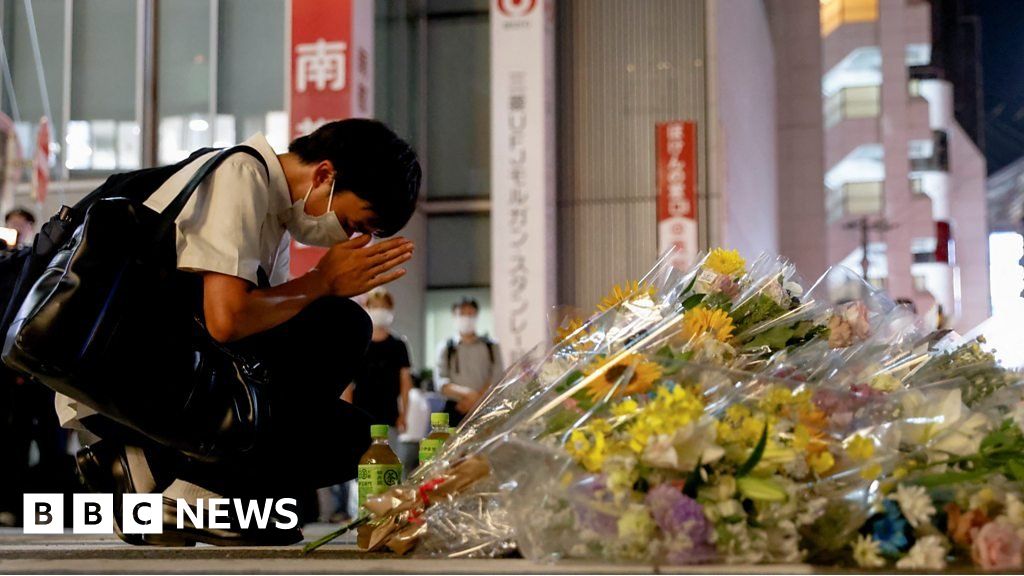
342,288,416,468
69,119,421,546
435,297,503,427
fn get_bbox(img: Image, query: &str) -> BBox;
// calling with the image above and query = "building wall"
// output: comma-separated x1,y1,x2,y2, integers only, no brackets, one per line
767,0,828,279
949,121,991,330
556,0,707,312
708,0,778,258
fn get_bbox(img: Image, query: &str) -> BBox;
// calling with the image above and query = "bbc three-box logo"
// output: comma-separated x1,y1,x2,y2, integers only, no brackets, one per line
22,494,299,534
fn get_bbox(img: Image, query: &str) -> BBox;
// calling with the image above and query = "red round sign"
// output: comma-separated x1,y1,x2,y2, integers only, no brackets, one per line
497,0,537,17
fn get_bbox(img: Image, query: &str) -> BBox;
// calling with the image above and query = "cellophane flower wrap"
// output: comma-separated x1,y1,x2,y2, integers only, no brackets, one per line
312,248,1024,570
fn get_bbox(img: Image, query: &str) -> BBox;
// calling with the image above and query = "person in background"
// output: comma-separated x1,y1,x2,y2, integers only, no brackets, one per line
0,207,72,527
435,297,503,427
4,208,35,248
342,288,415,466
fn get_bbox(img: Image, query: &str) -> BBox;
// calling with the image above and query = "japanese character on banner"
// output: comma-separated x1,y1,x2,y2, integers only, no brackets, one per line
295,39,347,93
295,117,330,137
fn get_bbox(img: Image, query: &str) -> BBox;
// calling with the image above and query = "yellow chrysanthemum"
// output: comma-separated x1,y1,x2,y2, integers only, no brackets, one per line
860,463,883,481
622,385,705,454
584,354,662,400
596,281,655,313
845,435,875,461
681,306,735,342
567,419,612,472
808,451,836,475
704,248,746,277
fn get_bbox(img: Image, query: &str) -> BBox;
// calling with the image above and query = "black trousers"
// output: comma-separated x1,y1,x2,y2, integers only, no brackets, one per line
85,296,374,497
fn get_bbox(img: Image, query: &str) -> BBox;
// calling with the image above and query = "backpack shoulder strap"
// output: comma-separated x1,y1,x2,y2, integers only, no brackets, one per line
446,338,458,374
153,145,266,242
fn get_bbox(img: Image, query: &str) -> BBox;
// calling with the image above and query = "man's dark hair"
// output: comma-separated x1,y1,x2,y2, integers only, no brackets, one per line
4,208,35,225
288,119,421,237
452,297,480,313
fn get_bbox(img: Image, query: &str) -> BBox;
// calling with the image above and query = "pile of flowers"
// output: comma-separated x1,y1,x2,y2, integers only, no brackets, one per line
309,248,1024,570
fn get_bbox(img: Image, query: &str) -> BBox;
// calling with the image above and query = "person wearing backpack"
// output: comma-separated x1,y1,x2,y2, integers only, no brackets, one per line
434,297,504,427
54,119,420,546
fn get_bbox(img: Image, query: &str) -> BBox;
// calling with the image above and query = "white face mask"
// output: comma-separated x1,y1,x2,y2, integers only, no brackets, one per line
281,177,349,247
455,314,478,335
367,309,394,329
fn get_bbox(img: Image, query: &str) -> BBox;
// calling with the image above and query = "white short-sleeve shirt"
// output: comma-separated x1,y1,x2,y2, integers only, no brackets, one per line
56,133,293,429
143,132,293,286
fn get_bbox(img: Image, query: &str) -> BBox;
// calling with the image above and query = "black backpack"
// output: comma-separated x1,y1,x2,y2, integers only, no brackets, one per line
445,336,496,375
0,148,220,350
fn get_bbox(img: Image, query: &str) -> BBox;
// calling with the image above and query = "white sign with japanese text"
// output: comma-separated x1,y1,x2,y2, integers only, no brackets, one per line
491,0,556,365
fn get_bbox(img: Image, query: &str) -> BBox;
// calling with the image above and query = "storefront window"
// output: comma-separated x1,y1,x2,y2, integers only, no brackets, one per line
157,0,212,164
68,0,139,173
427,214,491,288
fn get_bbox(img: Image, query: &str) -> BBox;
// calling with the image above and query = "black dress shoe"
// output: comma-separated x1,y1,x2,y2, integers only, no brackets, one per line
143,497,303,547
75,442,149,546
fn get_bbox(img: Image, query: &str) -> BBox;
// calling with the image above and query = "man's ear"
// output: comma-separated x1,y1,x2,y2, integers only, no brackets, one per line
313,160,336,187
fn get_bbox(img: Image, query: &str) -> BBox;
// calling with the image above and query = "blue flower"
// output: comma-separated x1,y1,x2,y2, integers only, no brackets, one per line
870,500,912,556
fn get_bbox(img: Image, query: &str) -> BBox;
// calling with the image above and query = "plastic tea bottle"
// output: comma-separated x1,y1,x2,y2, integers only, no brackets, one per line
357,424,403,509
418,412,452,464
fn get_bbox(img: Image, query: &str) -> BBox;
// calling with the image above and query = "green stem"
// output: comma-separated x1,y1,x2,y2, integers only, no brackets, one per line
302,515,370,554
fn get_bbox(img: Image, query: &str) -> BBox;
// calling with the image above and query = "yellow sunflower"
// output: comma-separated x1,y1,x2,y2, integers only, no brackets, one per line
596,281,655,313
681,306,735,342
704,248,746,277
584,354,662,400
554,317,586,346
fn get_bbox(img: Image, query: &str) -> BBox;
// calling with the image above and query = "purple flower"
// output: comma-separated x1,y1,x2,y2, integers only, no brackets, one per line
645,484,713,552
570,475,618,536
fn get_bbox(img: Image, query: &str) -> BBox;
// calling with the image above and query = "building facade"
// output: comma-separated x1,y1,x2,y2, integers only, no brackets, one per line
0,0,994,370
811,0,989,331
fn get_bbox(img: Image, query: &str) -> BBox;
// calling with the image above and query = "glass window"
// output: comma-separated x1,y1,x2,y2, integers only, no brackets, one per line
157,0,212,164
844,181,883,216
426,11,489,199
427,214,491,287
824,85,881,128
217,0,286,151
820,0,879,37
2,0,65,179
68,0,139,174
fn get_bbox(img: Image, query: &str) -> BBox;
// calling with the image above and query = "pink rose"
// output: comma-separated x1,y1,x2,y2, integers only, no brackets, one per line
972,521,1023,570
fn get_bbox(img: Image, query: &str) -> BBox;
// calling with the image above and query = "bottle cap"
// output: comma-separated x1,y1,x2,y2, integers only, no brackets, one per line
430,412,450,427
370,424,389,438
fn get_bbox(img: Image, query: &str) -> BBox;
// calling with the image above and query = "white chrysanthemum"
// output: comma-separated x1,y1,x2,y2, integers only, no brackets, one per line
852,535,886,568
1005,493,1024,527
892,484,936,529
895,535,947,570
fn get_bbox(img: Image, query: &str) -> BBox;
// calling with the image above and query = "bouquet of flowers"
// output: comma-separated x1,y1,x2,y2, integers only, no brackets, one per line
307,248,1024,570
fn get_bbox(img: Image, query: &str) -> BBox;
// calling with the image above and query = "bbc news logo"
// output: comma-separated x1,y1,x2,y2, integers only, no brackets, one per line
22,494,299,534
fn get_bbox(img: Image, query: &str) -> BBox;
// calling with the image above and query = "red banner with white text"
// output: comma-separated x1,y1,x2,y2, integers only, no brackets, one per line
288,0,373,277
655,120,698,270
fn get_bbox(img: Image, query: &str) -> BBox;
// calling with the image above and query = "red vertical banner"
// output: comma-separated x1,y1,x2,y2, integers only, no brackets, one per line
32,117,49,205
288,0,374,278
655,120,698,269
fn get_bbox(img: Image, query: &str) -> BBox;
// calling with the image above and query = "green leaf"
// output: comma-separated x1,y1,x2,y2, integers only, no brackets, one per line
681,293,705,310
743,324,797,351
736,424,769,477
681,274,697,295
912,468,990,488
1007,460,1024,482
554,370,584,394
683,457,704,498
737,476,787,502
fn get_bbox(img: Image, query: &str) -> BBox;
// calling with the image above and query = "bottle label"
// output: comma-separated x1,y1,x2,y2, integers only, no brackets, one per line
357,463,403,508
419,438,445,464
